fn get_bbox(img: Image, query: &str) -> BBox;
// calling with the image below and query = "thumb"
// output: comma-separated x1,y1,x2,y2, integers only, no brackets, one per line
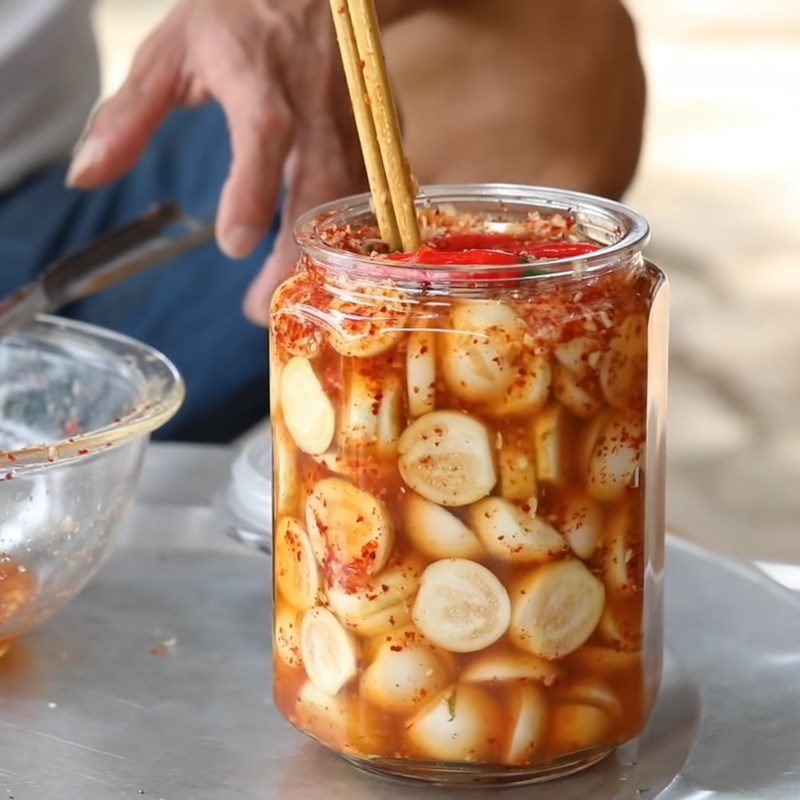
243,132,366,325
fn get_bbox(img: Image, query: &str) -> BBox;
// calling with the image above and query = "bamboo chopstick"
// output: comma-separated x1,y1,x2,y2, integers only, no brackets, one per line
329,0,421,252
328,0,401,250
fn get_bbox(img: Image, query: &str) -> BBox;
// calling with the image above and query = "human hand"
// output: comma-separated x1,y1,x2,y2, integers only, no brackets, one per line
67,0,366,323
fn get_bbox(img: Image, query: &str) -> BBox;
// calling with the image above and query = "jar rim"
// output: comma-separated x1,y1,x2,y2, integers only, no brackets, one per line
294,183,650,283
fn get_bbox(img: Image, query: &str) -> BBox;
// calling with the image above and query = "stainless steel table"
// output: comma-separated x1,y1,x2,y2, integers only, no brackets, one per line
1,443,798,799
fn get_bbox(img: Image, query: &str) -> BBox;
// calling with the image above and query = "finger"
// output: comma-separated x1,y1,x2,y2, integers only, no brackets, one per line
211,73,295,259
243,124,366,324
66,32,181,188
242,151,301,325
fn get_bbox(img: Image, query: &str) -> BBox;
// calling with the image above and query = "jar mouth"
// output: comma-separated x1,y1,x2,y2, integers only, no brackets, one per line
294,183,650,283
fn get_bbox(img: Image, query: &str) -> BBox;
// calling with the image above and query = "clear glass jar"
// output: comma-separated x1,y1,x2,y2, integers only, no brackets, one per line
269,184,667,786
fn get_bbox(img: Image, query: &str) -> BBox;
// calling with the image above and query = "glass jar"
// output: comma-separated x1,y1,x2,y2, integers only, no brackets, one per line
269,184,667,786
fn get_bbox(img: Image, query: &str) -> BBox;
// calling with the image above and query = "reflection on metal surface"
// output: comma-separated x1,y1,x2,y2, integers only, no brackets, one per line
755,561,800,592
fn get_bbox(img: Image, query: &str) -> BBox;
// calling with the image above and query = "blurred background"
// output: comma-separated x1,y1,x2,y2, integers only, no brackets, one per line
93,0,799,563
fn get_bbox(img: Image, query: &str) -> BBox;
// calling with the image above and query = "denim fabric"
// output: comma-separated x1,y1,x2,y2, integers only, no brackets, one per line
0,103,278,441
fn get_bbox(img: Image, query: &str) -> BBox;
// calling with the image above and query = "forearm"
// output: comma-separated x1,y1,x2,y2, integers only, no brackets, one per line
384,0,646,198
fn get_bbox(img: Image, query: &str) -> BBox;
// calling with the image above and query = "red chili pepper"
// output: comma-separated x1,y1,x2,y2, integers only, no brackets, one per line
387,246,522,280
386,238,600,280
433,235,601,260
384,245,434,264
523,242,600,259
387,245,518,266
430,232,526,252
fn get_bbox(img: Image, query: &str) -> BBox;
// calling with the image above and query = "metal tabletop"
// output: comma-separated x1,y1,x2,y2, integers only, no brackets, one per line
1,443,798,800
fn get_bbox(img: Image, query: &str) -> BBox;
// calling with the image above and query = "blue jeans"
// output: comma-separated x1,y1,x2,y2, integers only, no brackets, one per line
0,104,278,442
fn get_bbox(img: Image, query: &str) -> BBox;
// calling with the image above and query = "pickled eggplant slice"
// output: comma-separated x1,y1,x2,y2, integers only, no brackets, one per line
406,329,437,417
340,370,403,454
504,684,548,765
407,684,500,761
294,681,348,747
398,410,497,506
601,499,642,596
578,411,610,476
467,497,566,563
553,336,603,378
481,353,551,417
600,347,645,410
598,599,642,652
326,556,422,636
600,313,647,409
549,703,611,753
553,362,603,418
274,516,320,610
441,300,522,403
300,606,359,696
555,676,623,717
461,650,562,687
273,420,299,517
274,605,303,668
340,369,380,445
376,372,403,454
270,273,325,358
361,634,450,713
554,488,603,560
404,492,484,560
586,411,643,502
497,438,537,502
531,404,571,486
509,559,605,659
412,558,511,653
279,356,336,455
612,313,648,358
569,645,642,675
326,284,409,358
305,477,394,581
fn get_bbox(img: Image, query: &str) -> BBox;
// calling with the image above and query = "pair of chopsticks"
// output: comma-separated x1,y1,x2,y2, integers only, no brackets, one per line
328,0,421,252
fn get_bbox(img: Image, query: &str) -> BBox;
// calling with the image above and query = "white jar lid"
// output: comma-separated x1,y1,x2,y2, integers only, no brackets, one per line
218,430,271,552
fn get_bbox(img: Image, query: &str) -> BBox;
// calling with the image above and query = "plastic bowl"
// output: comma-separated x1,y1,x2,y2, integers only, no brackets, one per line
0,315,183,654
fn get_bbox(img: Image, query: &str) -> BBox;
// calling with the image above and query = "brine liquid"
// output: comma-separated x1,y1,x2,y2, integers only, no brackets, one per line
0,552,37,655
270,225,657,768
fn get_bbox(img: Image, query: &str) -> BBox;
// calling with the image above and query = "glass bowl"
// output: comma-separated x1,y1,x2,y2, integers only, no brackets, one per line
0,315,184,655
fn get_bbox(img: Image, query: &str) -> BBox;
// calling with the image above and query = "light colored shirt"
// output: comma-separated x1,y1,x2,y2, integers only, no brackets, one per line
0,0,99,191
